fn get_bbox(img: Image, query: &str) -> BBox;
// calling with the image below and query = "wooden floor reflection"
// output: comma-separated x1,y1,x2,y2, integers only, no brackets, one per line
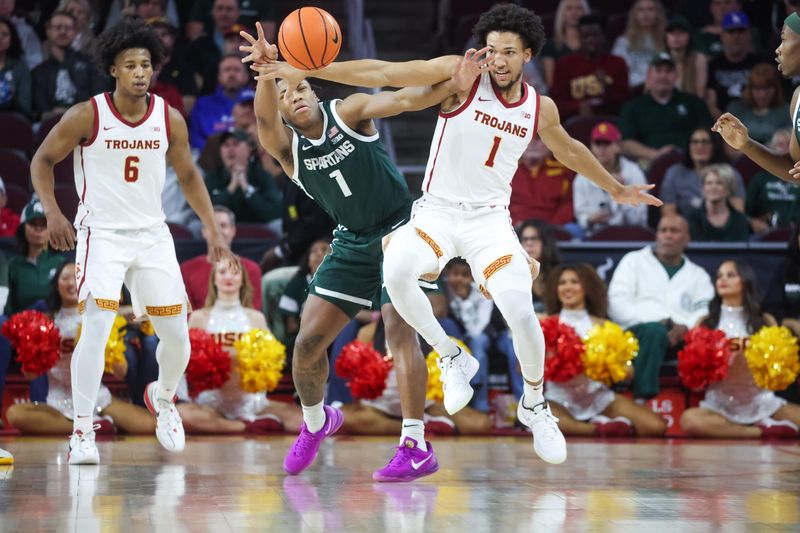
1,435,799,532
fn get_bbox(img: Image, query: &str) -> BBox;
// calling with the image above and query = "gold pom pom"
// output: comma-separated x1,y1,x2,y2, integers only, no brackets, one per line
744,326,800,391
235,328,287,393
425,338,471,401
76,316,128,374
139,320,155,337
582,322,638,385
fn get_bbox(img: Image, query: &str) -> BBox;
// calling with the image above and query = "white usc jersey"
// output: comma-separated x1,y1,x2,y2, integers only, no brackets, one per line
421,72,538,206
73,93,169,229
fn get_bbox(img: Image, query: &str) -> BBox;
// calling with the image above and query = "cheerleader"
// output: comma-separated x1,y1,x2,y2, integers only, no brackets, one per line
177,257,302,433
6,262,155,434
544,264,667,437
681,260,800,438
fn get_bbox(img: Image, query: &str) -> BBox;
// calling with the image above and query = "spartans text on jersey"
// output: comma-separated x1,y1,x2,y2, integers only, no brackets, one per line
303,140,356,170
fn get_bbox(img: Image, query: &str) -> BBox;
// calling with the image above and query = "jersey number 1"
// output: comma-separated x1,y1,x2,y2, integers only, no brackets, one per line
484,136,501,168
124,156,139,183
329,169,352,197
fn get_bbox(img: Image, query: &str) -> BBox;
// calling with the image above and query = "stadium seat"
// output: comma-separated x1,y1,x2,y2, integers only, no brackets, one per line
0,112,33,157
0,148,31,191
167,222,194,239
53,183,79,222
563,114,617,147
4,183,30,213
647,149,683,196
236,223,279,240
588,225,655,242
551,225,574,242
733,154,763,187
757,227,792,243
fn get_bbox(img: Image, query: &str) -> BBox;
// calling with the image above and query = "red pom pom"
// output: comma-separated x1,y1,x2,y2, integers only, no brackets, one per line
678,326,731,390
185,328,231,397
2,310,61,375
335,340,392,400
540,316,585,383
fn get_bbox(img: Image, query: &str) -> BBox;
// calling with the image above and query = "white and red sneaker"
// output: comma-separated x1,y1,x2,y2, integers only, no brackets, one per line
756,417,799,439
68,429,99,465
144,382,185,452
590,415,633,437
422,413,457,436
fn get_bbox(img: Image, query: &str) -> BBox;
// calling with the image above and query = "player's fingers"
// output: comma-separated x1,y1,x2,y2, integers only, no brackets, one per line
474,46,491,59
256,21,265,41
637,183,655,191
643,193,663,206
240,30,256,44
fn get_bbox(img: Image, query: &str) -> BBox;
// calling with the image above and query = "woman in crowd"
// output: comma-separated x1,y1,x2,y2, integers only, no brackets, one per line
539,0,589,88
661,127,745,216
178,257,302,434
687,164,750,242
664,15,706,98
6,262,155,435
0,16,31,117
612,0,666,90
681,260,800,438
726,64,790,146
543,263,667,437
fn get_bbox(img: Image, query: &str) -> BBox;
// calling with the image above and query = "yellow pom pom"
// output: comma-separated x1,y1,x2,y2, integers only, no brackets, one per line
582,322,638,386
744,326,800,391
103,315,128,374
425,338,471,401
235,328,287,393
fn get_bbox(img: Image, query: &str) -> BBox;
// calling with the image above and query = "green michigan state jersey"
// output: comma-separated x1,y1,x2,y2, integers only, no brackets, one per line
290,100,411,232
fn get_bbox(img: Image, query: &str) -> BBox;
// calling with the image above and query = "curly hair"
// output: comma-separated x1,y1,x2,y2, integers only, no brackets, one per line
472,3,546,56
544,263,608,318
94,18,163,75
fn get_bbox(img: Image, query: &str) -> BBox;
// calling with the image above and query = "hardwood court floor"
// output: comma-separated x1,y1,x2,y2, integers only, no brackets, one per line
1,435,799,532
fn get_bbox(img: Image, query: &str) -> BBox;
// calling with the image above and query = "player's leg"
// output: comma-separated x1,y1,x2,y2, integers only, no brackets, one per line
100,398,156,435
5,403,74,434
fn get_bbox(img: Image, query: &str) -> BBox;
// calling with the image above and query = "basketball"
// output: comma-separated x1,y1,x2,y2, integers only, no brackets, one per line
278,7,342,70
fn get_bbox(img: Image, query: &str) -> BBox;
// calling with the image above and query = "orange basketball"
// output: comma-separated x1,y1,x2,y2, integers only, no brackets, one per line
278,7,342,70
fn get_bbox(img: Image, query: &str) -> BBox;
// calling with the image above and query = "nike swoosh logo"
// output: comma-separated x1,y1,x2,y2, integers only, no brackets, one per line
477,97,492,102
411,454,433,470
325,416,333,434
103,126,115,130
301,144,313,151
331,23,339,44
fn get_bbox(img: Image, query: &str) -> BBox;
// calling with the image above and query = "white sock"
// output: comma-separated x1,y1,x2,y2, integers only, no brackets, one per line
400,419,427,451
434,337,460,358
522,381,545,408
73,415,94,435
302,400,326,433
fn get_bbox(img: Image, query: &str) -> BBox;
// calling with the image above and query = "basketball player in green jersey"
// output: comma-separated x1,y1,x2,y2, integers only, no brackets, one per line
713,12,800,181
241,22,487,479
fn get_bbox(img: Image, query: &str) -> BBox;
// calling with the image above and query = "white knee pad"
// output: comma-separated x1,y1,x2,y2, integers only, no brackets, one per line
383,225,441,290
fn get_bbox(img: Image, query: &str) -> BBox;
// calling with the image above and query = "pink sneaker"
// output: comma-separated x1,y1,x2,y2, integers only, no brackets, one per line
283,405,344,475
372,438,439,482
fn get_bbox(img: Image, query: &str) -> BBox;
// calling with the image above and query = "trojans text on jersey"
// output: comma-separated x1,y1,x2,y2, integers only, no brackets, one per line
472,110,528,138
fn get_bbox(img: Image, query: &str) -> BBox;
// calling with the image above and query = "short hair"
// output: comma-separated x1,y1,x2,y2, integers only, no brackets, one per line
213,204,236,226
0,17,22,59
47,10,76,27
700,163,737,197
472,3,546,56
94,17,164,74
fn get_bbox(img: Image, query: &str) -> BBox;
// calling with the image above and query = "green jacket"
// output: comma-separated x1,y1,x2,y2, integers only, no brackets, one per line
204,161,282,223
5,250,65,314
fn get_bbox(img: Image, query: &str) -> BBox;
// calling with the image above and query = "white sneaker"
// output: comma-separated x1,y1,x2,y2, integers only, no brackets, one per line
517,398,567,465
144,382,185,453
0,447,13,465
438,349,480,415
68,429,99,465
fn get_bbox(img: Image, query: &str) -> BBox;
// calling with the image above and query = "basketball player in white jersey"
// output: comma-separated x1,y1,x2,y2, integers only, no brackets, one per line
30,19,235,464
256,4,661,465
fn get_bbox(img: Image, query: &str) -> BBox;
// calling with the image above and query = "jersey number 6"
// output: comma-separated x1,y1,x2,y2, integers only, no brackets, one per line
124,156,140,183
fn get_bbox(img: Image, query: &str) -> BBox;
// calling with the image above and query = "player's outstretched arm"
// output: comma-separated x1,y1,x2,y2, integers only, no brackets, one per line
166,107,236,266
712,112,796,182
537,96,662,208
30,102,94,251
335,49,487,122
252,78,294,176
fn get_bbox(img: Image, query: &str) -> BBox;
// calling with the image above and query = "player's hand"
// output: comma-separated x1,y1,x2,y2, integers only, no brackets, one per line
611,183,662,207
239,22,278,65
447,47,492,94
711,113,749,150
787,159,800,180
250,60,307,88
206,230,238,271
46,211,76,251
